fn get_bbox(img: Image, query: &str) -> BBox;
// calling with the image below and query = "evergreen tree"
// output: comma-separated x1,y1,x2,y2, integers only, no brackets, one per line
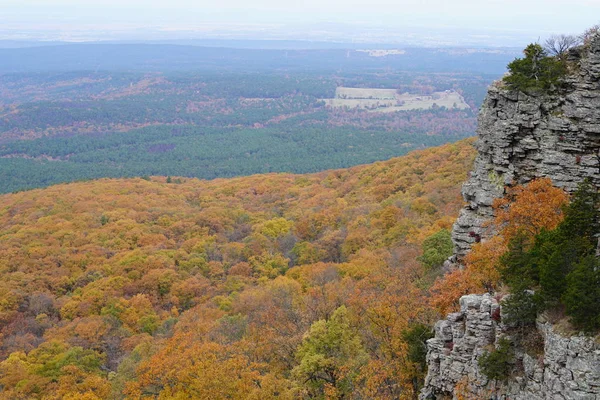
478,338,514,382
401,322,434,394
564,255,600,333
501,288,538,333
504,43,568,92
558,179,599,241
539,180,599,307
500,232,537,289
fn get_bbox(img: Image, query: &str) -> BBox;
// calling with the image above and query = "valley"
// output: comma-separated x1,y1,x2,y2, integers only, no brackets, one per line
2,32,598,400
0,44,505,193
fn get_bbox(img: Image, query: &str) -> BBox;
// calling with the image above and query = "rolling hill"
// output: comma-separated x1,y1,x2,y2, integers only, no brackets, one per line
0,139,475,399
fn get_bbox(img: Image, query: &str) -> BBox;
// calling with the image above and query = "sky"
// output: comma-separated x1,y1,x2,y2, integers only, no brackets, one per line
1,0,599,45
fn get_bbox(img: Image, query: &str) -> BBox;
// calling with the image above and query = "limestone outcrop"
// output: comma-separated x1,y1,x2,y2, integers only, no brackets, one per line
420,294,600,400
422,34,600,399
452,35,600,259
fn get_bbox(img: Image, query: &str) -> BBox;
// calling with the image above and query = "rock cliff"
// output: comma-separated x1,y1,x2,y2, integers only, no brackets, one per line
452,34,600,259
421,294,600,400
422,33,600,399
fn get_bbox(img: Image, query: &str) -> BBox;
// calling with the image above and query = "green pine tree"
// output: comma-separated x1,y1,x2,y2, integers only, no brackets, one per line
503,43,568,92
564,255,600,333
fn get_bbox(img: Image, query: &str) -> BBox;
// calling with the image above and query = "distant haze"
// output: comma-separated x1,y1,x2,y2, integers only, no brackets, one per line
1,0,598,46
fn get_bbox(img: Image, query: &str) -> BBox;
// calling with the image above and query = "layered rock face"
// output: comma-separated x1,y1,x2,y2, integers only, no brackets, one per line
422,34,600,399
452,35,600,259
421,294,600,400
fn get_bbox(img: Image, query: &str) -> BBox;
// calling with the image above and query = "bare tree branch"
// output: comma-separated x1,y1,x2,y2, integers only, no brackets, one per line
544,34,581,57
580,25,600,46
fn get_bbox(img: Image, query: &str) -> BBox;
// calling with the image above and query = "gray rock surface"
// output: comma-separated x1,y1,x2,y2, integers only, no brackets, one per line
420,294,600,400
452,34,600,259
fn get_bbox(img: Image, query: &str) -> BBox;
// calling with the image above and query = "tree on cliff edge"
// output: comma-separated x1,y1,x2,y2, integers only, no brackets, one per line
503,43,567,92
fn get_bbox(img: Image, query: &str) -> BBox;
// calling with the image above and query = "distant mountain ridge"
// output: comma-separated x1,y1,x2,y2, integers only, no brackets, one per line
0,43,519,74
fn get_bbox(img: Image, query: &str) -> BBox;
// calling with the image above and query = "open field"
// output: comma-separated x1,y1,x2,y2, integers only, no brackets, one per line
323,87,471,112
335,87,398,99
0,68,484,193
324,98,398,109
356,49,407,57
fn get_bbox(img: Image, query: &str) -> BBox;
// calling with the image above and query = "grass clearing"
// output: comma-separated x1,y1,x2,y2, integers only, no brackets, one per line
323,87,471,112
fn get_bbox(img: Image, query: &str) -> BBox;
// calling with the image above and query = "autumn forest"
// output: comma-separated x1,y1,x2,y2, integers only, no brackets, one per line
2,39,595,400
0,140,476,399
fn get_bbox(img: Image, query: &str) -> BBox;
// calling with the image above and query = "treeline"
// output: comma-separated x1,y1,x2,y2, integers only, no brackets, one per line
0,70,488,141
0,94,320,136
0,70,491,106
166,72,338,98
0,122,471,193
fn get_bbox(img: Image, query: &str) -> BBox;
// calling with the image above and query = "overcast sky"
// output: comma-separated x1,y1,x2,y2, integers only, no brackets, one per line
2,0,598,43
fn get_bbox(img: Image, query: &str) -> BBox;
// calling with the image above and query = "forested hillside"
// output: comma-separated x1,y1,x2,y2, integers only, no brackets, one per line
0,140,475,399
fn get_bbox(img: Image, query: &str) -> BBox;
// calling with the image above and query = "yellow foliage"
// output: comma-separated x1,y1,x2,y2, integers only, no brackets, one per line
258,217,295,239
0,140,478,398
51,366,112,400
126,338,293,399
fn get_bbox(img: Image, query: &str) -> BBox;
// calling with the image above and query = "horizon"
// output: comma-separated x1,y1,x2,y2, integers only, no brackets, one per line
2,0,598,47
